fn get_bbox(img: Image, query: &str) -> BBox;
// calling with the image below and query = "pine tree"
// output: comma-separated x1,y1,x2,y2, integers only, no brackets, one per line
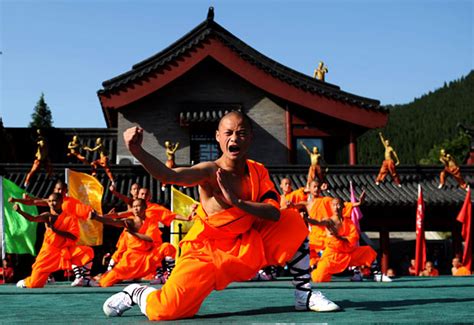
29,93,53,128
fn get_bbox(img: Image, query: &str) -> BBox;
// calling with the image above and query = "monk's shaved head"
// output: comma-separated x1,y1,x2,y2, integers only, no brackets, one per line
218,111,253,132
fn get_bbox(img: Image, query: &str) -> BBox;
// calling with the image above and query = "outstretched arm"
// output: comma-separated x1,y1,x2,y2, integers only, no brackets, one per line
90,211,126,228
300,141,311,155
379,132,386,147
13,204,49,222
9,196,48,207
109,185,133,207
124,127,211,187
351,190,366,207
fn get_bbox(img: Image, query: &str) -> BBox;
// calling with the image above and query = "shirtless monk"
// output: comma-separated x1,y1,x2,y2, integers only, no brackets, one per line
103,111,340,320
438,149,468,190
14,193,96,288
305,197,376,282
375,132,401,187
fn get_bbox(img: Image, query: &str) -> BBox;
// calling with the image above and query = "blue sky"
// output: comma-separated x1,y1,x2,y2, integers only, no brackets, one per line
1,0,472,127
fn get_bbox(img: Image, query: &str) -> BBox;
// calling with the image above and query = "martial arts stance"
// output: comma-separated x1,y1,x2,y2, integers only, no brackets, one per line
93,198,174,287
103,111,340,320
438,149,468,190
306,198,376,282
375,132,401,186
14,193,96,288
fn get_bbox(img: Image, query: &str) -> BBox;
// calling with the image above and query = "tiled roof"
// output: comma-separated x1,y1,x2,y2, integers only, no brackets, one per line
2,164,471,210
98,15,382,112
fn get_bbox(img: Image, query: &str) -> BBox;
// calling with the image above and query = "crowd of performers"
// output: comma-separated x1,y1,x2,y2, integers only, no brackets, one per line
4,111,471,321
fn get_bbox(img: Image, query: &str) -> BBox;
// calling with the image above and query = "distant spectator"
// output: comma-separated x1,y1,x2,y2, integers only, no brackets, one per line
408,259,417,276
419,261,439,277
451,257,471,276
0,258,15,284
386,268,396,278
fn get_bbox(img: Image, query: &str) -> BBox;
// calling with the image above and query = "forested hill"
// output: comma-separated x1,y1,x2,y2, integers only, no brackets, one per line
357,71,474,165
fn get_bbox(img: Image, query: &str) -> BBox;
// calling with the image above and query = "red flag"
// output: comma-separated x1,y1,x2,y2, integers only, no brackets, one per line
456,187,472,271
415,184,426,275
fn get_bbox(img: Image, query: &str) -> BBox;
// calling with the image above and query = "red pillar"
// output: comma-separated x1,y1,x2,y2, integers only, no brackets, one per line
380,230,390,274
285,105,293,164
349,131,357,165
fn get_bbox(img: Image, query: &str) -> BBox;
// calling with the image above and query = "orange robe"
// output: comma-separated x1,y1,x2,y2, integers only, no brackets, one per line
281,187,308,209
453,266,471,276
308,199,354,266
23,207,94,288
62,196,92,220
312,217,376,282
99,216,176,287
111,203,176,264
144,159,308,321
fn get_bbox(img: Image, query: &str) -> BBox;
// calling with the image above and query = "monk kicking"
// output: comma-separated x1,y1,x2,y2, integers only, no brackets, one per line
103,111,340,320
14,193,96,288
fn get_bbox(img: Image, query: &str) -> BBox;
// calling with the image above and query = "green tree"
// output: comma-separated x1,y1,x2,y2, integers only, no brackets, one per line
419,132,470,165
29,93,53,128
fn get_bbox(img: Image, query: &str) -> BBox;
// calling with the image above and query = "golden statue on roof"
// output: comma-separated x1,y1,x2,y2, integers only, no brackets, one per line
83,137,115,185
67,135,89,165
313,61,329,81
165,140,180,168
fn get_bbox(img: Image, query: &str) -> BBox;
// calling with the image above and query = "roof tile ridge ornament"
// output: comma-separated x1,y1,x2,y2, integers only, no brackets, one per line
207,6,215,22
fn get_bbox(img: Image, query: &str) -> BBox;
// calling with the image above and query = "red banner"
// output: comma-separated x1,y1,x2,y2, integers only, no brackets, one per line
415,184,426,275
456,187,472,271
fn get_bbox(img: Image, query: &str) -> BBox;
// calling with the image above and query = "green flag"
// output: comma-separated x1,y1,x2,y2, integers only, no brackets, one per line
1,177,38,258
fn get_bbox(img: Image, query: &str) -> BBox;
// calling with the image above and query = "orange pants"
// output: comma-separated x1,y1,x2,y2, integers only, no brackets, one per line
100,243,176,287
307,165,325,187
376,160,400,184
440,166,467,189
311,246,377,282
24,245,93,288
144,209,308,321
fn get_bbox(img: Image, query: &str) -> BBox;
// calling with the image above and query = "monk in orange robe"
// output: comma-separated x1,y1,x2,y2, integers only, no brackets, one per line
302,180,362,268
307,197,376,282
9,180,95,286
103,111,340,320
92,199,170,287
14,193,95,288
279,177,308,209
451,257,471,276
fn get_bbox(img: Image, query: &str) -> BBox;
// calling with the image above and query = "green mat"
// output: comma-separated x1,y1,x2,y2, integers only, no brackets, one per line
1,276,473,323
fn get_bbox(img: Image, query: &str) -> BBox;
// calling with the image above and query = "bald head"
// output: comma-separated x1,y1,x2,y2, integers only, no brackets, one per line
218,111,253,132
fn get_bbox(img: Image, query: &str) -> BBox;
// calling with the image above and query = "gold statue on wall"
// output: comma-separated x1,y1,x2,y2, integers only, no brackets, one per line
313,61,329,81
24,129,53,187
67,135,89,165
438,149,467,190
83,137,115,184
165,140,180,168
375,132,401,187
300,141,328,189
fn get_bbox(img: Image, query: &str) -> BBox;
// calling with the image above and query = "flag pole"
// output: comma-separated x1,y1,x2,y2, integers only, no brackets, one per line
0,176,5,260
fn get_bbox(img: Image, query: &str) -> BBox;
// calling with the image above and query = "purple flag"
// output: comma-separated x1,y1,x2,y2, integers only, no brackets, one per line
350,181,363,246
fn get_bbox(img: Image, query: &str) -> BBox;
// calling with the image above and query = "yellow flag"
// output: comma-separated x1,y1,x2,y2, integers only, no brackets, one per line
67,169,103,246
170,186,196,254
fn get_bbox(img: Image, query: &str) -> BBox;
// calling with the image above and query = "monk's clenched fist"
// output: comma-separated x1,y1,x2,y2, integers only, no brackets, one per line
123,126,144,154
